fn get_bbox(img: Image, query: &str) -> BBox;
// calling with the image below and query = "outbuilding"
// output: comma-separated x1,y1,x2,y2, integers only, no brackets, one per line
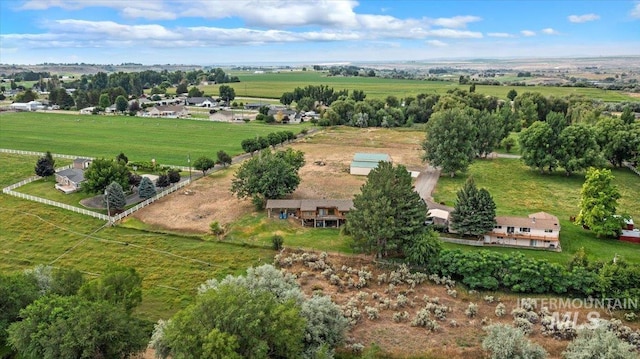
349,153,392,176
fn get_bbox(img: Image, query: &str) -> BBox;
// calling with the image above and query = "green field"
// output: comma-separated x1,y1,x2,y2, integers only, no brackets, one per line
0,153,274,319
433,158,640,264
0,112,310,165
166,71,639,102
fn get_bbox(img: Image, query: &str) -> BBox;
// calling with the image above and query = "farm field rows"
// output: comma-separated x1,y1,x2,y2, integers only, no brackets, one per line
0,112,309,165
171,71,639,102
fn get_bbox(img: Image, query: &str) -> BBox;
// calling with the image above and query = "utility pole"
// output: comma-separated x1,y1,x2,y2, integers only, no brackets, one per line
188,154,192,182
104,188,111,225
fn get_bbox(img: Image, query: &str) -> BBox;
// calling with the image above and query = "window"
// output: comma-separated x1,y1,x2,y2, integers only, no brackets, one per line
497,236,504,239
544,229,553,233
318,208,327,216
520,227,531,233
328,208,336,216
494,225,502,229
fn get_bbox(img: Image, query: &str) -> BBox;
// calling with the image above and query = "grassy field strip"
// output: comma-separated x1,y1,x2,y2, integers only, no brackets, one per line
157,71,640,102
0,112,310,165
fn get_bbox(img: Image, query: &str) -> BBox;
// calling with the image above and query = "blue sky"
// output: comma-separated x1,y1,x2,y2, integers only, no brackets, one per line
1,0,639,65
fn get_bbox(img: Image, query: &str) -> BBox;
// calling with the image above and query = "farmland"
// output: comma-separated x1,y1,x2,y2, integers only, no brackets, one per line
166,70,639,102
0,112,309,165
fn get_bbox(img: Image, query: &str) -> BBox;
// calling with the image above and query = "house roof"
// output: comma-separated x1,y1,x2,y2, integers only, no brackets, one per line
185,97,215,104
528,212,558,221
73,158,91,165
495,213,560,231
151,105,186,113
57,168,85,184
266,199,354,211
428,208,450,221
352,153,391,162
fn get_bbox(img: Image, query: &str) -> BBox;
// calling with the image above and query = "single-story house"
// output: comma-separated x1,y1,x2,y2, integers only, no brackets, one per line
620,218,640,244
350,153,392,176
147,105,189,118
10,101,44,111
244,103,264,110
185,97,217,107
79,107,95,115
55,158,92,193
267,109,298,123
266,199,354,228
484,212,561,249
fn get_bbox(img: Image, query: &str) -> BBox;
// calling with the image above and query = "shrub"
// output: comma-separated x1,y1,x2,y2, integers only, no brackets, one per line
513,317,534,335
271,235,284,251
167,169,181,183
495,303,506,317
465,302,478,318
624,312,637,322
364,306,379,320
209,221,224,237
411,308,439,331
155,174,170,188
482,324,547,359
393,311,409,323
563,326,636,359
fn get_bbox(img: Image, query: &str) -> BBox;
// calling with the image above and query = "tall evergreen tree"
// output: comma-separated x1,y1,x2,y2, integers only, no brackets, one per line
34,151,55,178
105,181,126,213
450,177,496,237
138,177,156,199
346,161,427,258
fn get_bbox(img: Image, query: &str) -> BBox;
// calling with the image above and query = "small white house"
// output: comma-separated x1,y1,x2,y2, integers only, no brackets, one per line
350,153,392,176
80,107,95,115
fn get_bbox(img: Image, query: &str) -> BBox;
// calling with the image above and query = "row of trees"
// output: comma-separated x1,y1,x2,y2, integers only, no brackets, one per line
1,265,149,358
519,111,639,175
240,131,296,155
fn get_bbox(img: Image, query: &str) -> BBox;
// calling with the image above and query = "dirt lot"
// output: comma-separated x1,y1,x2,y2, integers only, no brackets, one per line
133,127,426,233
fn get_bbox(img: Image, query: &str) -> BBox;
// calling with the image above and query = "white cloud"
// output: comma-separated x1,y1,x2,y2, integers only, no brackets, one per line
426,40,447,47
425,29,483,39
487,32,515,38
568,13,600,23
430,15,482,28
632,3,640,18
521,30,536,37
542,28,559,35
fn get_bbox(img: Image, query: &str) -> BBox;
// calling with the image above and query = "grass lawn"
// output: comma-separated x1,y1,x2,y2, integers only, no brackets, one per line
0,153,274,320
163,71,639,102
224,212,355,253
0,111,312,165
433,158,640,264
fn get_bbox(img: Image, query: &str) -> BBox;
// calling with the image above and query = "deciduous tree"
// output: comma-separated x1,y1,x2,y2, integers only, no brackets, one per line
422,107,477,177
576,168,624,237
79,266,142,313
473,111,503,158
231,150,303,208
519,121,556,173
83,158,129,194
219,85,235,102
193,156,215,175
346,161,427,258
7,295,147,359
557,124,603,175
216,150,232,167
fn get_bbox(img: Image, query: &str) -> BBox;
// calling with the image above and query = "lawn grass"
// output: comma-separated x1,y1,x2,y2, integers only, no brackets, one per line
165,71,639,102
433,158,640,264
0,112,311,165
0,153,274,320
224,212,356,254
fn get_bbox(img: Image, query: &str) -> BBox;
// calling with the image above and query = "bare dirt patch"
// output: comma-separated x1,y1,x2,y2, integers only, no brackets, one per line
133,127,427,233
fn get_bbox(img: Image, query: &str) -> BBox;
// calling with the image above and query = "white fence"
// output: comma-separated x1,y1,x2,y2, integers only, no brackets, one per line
112,179,191,222
624,162,640,177
3,190,111,221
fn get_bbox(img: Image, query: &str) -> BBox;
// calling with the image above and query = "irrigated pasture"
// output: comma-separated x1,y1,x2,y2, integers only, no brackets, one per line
0,112,308,165
176,70,639,102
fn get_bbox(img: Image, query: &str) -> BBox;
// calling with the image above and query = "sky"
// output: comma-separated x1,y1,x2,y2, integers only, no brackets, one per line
1,0,639,65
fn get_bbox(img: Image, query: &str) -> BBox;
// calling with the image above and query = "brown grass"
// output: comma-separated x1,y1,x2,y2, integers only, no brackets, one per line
133,127,427,233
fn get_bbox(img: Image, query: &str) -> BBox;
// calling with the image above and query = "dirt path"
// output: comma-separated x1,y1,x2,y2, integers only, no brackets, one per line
414,164,441,202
